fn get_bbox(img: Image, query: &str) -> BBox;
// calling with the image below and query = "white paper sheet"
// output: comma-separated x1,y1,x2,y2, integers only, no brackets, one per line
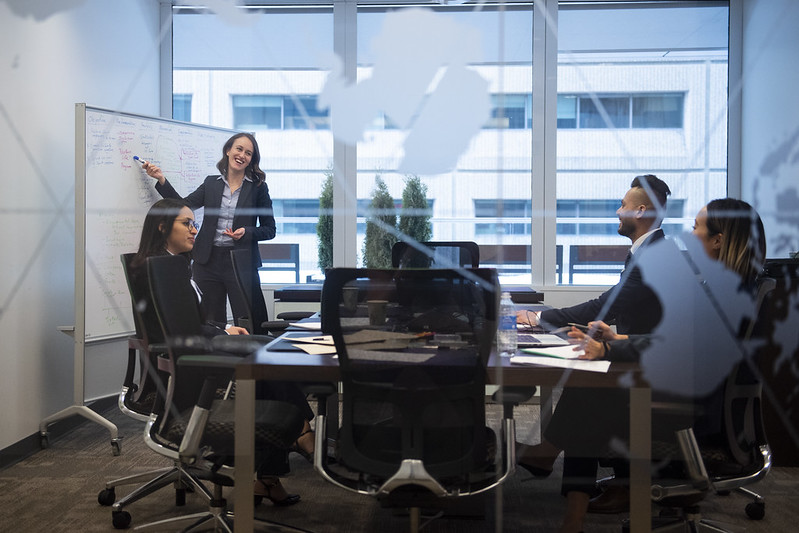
510,355,611,373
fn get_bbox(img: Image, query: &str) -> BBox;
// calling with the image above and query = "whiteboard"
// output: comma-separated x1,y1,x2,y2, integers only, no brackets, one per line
76,104,237,341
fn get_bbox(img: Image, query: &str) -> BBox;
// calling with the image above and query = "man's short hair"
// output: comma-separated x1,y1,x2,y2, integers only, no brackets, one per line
631,174,671,210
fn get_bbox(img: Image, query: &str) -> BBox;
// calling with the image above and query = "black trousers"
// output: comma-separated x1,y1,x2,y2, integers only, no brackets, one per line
545,387,630,496
193,246,268,330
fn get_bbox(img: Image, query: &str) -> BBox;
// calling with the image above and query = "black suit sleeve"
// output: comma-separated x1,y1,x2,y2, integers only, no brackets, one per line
541,265,662,335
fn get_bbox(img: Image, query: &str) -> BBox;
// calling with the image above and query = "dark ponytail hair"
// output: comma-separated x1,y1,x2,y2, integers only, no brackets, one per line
216,132,266,186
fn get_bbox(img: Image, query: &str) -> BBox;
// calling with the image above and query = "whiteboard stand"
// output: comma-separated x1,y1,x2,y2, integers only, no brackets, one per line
38,326,121,455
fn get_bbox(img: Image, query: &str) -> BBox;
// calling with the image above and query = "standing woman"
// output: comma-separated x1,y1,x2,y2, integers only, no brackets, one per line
141,133,273,328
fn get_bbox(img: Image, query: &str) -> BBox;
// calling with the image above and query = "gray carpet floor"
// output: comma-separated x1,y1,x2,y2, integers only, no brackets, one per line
1,401,797,532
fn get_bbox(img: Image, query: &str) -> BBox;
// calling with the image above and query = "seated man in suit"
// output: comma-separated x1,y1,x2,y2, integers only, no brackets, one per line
515,174,671,528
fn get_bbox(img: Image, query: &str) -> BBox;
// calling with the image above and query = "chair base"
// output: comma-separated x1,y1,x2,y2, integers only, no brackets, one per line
133,484,313,533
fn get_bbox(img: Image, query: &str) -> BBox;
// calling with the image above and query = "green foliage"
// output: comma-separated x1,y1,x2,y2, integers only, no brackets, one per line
398,174,432,244
316,170,334,270
362,175,397,268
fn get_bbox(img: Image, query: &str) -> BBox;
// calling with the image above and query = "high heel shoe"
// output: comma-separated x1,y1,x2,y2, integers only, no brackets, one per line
253,479,301,507
516,441,555,478
290,429,314,463
517,459,553,478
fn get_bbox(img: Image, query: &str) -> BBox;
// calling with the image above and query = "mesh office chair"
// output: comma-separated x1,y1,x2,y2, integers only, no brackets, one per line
125,254,308,532
98,253,197,521
314,267,517,532
623,278,776,532
230,248,314,336
391,241,480,269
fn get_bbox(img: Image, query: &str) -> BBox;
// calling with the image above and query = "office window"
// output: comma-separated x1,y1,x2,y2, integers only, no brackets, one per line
557,3,728,284
173,2,728,287
173,7,333,283
357,4,534,280
173,94,192,122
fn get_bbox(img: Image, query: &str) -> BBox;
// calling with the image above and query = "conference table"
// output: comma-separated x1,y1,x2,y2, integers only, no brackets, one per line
233,337,652,533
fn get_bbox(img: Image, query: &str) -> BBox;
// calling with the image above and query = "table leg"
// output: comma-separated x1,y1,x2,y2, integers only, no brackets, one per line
539,386,553,440
234,378,256,533
628,386,651,533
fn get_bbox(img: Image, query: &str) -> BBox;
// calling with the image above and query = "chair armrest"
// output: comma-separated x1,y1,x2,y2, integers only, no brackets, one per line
210,335,271,355
276,311,315,321
176,354,246,370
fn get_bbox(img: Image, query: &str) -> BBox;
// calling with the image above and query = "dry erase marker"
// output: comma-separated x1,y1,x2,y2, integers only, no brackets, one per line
133,156,147,165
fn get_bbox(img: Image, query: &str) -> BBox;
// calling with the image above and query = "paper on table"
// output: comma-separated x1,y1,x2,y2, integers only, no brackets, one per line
292,342,337,356
510,355,611,373
521,344,585,359
283,333,334,345
289,321,322,330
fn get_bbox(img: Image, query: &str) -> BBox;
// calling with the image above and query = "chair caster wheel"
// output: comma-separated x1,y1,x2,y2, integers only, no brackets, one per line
112,510,132,529
98,488,116,506
111,440,121,456
40,433,49,449
746,501,765,520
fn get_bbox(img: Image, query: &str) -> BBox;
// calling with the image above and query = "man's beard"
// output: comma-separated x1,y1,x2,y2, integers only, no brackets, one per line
617,218,634,238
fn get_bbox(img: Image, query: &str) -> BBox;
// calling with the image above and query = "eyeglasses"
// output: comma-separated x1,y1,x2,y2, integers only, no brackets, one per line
178,218,200,230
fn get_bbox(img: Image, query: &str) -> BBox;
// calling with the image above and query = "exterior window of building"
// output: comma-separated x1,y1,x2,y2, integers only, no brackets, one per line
284,95,330,130
232,95,283,130
474,199,531,235
632,93,684,128
172,94,192,122
487,94,529,129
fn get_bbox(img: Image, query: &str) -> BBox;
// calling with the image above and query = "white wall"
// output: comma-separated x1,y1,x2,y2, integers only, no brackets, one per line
741,0,799,258
0,0,161,450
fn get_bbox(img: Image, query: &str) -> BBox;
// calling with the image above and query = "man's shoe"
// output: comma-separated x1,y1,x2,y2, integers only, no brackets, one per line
587,484,629,514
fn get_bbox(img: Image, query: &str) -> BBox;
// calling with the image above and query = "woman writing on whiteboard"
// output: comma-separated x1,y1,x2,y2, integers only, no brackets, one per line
141,133,273,329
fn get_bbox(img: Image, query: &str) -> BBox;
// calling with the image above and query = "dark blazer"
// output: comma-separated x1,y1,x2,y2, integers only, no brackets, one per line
541,229,665,335
156,175,276,270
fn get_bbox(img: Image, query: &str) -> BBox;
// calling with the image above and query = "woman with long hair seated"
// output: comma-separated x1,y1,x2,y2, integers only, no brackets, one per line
131,198,315,505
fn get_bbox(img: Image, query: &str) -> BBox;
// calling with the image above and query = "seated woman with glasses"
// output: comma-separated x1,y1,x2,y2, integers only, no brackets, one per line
130,198,315,506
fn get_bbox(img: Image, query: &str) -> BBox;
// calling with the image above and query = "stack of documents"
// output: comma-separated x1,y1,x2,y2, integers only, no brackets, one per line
511,345,611,373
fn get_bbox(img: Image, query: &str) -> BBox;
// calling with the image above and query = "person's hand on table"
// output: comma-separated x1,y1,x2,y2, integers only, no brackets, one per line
516,309,540,328
225,325,249,335
567,321,628,360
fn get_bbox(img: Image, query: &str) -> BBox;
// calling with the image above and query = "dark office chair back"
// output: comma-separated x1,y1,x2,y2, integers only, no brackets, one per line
146,255,222,415
391,241,480,269
321,267,499,482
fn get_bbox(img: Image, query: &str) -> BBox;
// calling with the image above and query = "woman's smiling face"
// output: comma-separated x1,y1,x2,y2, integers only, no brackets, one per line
226,135,254,174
